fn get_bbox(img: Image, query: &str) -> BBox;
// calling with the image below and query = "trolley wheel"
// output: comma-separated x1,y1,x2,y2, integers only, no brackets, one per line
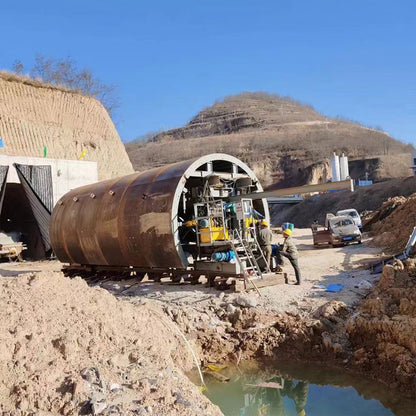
147,272,162,282
191,274,201,285
207,275,216,287
171,274,182,283
136,272,146,281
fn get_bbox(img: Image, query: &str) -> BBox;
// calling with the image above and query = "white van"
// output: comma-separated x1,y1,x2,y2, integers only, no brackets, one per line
336,209,362,229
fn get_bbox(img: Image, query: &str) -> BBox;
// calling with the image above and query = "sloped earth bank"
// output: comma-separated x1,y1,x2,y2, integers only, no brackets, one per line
368,194,416,254
0,229,415,414
347,261,416,396
0,272,220,415
156,267,416,402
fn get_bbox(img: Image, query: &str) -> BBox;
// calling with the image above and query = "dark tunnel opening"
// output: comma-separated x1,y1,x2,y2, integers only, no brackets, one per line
0,183,45,260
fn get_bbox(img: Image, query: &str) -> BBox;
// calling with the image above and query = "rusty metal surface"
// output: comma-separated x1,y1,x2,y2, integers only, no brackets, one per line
50,159,196,268
50,154,269,270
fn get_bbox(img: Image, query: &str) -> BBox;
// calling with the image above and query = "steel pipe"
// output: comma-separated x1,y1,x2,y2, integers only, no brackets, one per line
50,154,268,269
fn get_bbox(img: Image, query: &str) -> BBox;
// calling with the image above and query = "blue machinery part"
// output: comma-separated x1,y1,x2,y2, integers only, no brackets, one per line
212,250,236,262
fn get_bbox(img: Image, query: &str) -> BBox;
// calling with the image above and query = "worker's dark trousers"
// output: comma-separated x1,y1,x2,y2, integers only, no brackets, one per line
261,245,272,271
289,258,301,284
282,253,302,284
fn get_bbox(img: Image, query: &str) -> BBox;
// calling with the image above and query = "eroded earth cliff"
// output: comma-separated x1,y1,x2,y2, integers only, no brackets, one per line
0,72,133,180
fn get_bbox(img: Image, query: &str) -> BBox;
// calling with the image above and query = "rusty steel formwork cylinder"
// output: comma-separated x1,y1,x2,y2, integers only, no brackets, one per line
50,154,269,269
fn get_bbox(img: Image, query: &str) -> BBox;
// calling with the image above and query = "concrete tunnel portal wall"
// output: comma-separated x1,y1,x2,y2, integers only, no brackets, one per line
50,153,270,270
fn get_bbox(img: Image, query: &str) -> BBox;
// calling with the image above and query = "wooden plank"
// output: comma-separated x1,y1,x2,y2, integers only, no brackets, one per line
234,273,286,292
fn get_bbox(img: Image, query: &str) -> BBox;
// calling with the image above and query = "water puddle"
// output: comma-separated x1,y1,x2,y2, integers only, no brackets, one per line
197,361,415,416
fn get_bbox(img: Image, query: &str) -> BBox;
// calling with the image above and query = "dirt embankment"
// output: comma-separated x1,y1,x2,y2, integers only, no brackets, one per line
160,296,325,366
0,72,133,180
366,194,416,254
346,261,416,395
1,227,415,414
0,272,220,415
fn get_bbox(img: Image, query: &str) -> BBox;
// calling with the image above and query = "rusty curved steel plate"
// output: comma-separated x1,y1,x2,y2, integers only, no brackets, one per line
50,154,269,269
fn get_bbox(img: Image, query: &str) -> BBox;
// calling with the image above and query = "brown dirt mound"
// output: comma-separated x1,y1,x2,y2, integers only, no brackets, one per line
346,262,416,397
0,271,220,415
370,195,416,253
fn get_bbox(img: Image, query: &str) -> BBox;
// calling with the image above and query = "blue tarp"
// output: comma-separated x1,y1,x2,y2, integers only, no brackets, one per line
326,284,344,293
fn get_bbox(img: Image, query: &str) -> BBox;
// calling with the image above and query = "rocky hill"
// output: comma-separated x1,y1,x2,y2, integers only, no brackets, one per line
126,93,411,188
0,72,133,180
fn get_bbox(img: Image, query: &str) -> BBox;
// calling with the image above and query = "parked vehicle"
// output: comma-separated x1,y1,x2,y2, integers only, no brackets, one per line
312,215,362,247
336,209,362,229
0,232,26,261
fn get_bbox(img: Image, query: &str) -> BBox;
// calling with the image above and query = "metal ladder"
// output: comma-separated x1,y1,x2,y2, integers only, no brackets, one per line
247,226,272,274
230,229,267,293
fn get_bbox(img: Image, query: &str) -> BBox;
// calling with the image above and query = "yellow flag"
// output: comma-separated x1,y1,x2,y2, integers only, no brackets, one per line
78,149,87,160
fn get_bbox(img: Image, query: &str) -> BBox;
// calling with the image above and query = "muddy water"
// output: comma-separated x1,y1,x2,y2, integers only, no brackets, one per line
200,361,415,416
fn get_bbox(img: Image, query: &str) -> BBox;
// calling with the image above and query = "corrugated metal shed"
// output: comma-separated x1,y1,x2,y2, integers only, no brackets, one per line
0,155,98,258
14,164,52,252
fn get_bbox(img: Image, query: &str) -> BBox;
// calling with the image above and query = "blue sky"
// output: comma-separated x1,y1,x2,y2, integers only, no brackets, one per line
1,1,415,144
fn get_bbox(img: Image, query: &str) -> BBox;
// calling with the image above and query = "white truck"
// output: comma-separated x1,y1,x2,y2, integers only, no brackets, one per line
336,209,362,229
313,214,362,247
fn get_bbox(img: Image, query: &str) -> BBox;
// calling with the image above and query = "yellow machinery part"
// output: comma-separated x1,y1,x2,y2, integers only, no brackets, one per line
200,227,229,243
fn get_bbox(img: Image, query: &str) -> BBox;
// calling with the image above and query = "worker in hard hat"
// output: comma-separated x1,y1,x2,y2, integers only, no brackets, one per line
257,220,272,271
264,376,309,415
289,380,308,416
281,228,302,285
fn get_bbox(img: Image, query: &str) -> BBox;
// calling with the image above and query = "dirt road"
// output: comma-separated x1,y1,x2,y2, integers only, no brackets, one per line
98,228,383,315
0,228,382,316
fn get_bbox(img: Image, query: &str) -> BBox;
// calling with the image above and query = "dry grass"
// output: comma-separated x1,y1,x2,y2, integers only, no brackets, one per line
126,92,412,186
0,71,88,97
0,73,133,180
127,121,410,170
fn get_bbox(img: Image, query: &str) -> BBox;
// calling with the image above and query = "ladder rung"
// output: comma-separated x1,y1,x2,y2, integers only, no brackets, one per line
232,230,265,279
248,276,262,281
